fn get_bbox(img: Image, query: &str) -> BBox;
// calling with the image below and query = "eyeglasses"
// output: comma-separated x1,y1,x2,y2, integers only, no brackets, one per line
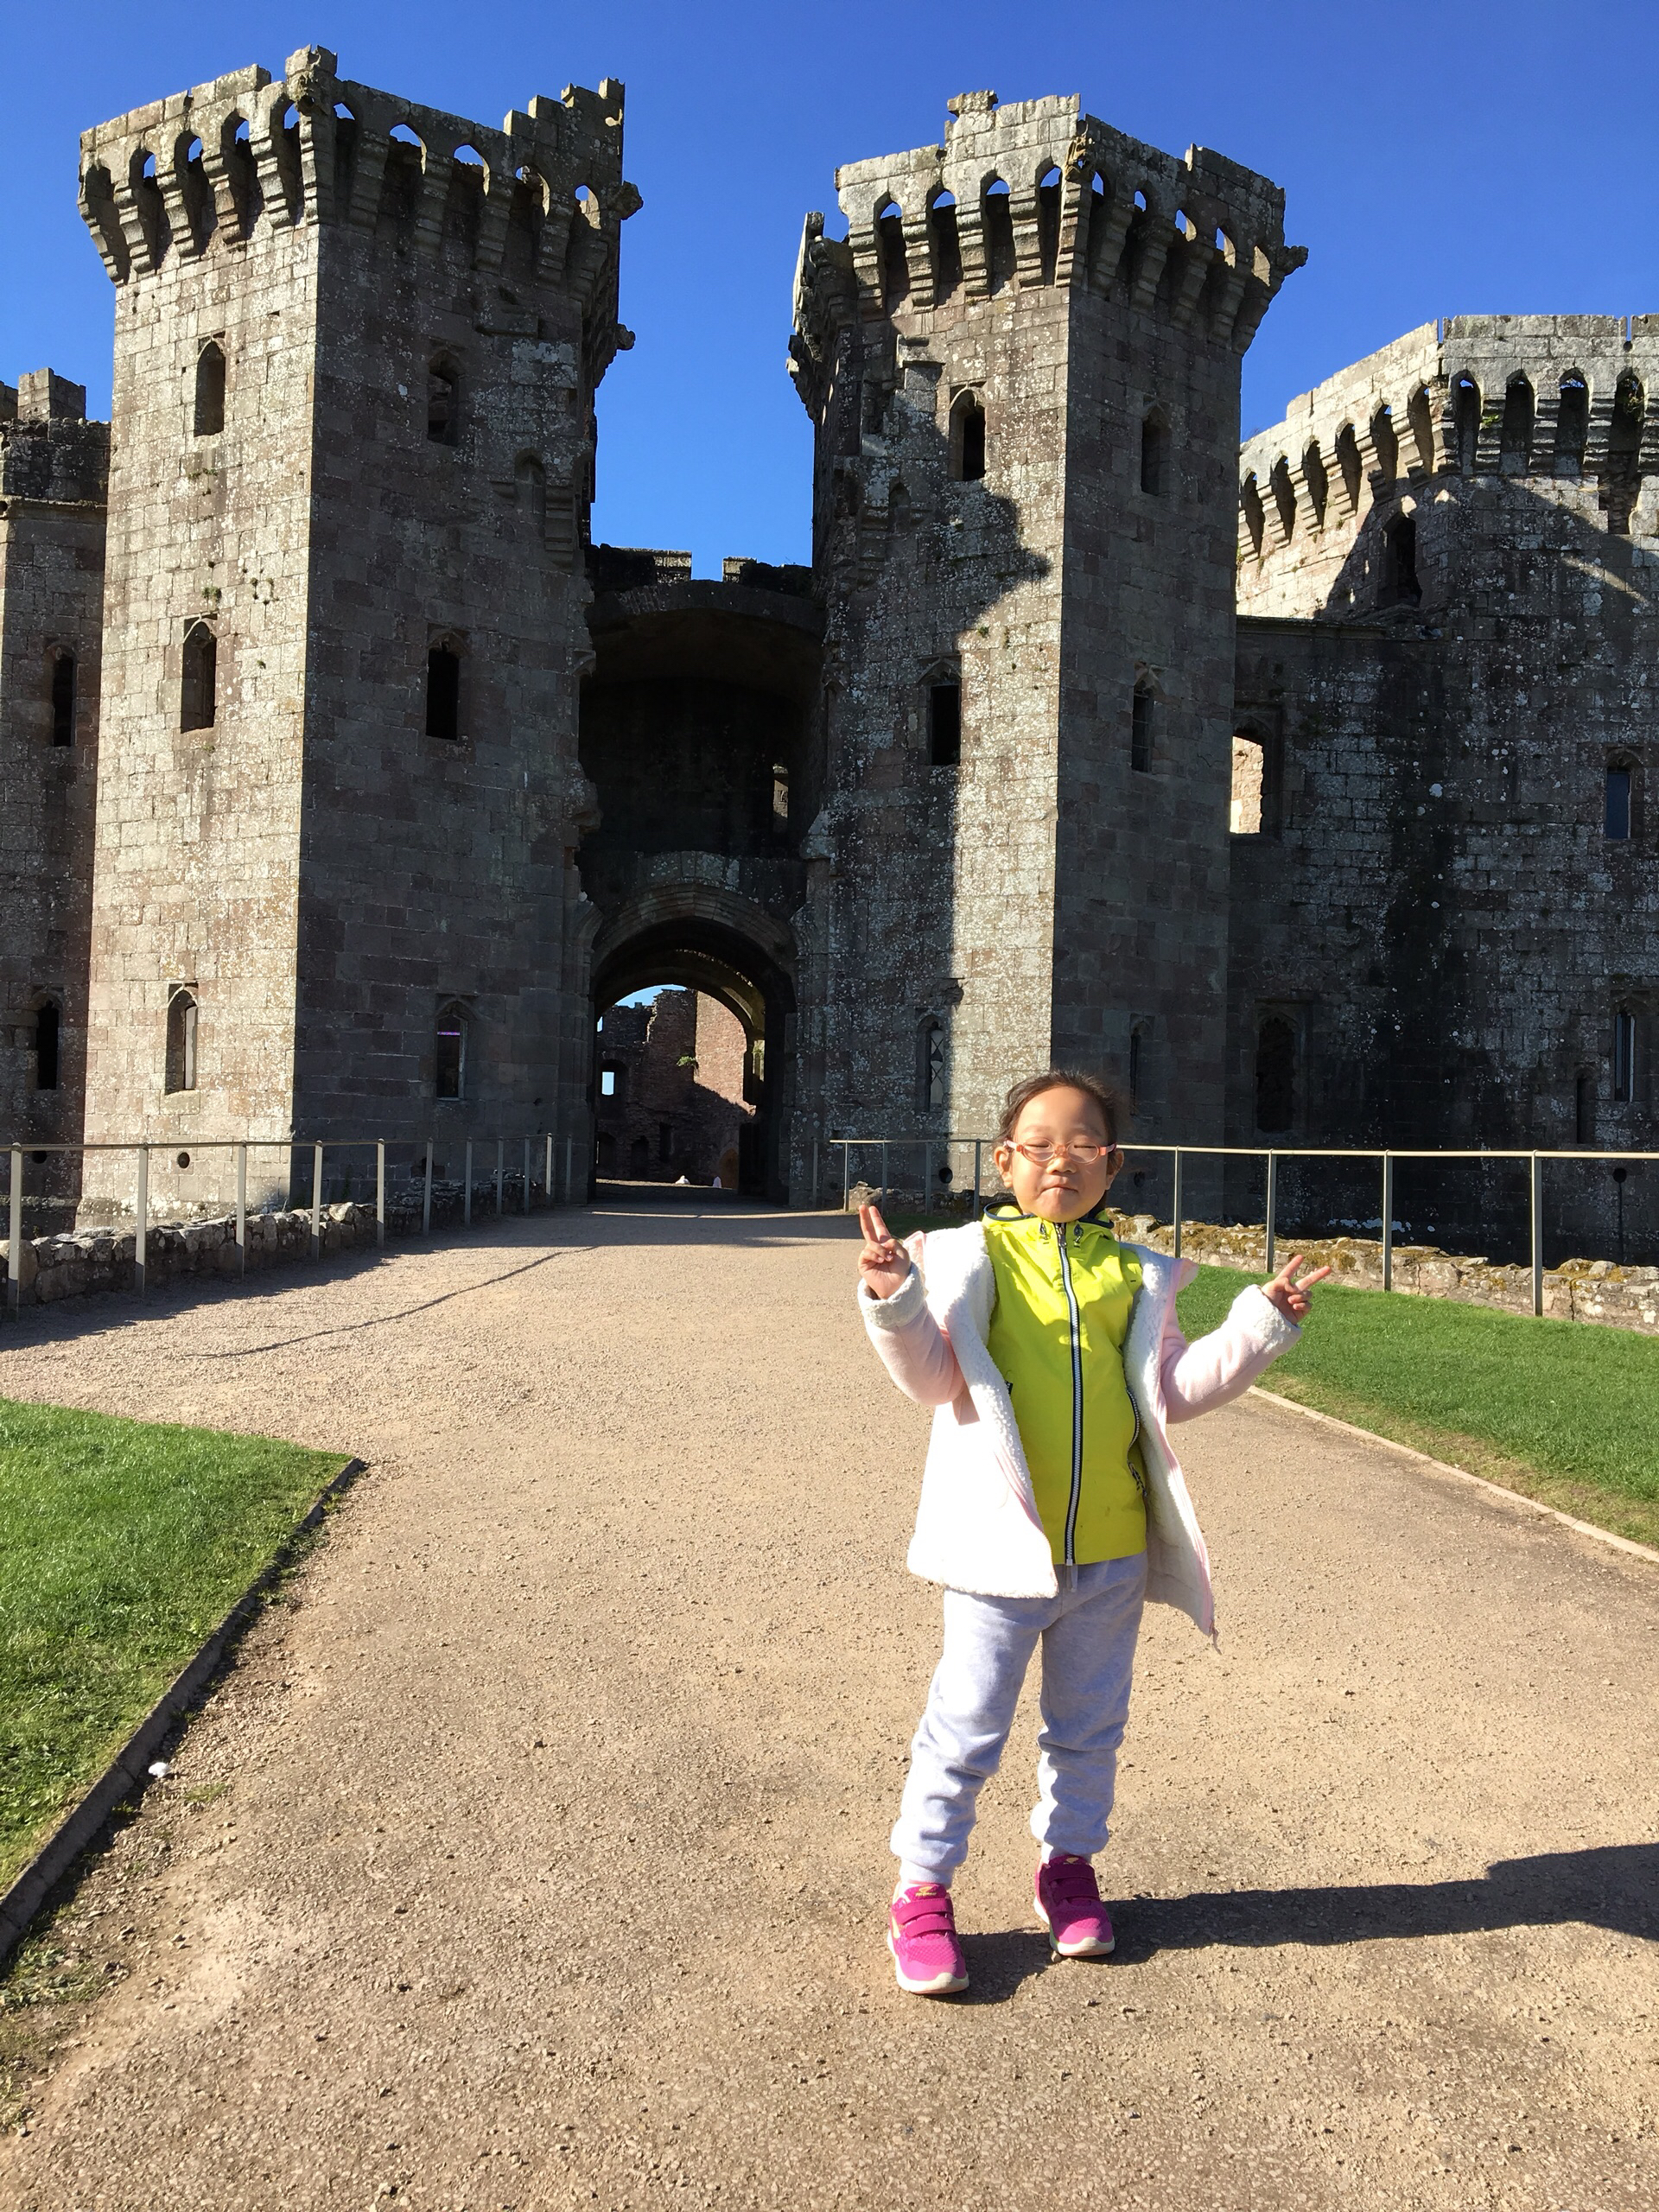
1006,1139,1117,1166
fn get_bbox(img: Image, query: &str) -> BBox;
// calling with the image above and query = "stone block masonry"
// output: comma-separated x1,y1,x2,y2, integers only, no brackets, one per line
73,48,639,1229
789,91,1303,1194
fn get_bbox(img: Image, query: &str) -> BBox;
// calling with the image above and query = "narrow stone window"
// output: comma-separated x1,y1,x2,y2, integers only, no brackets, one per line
1130,681,1154,773
194,340,226,436
596,1131,617,1173
599,1061,621,1101
928,678,962,766
1240,474,1265,557
1268,457,1296,541
1406,385,1436,476
888,480,913,535
1382,513,1421,607
1452,377,1480,475
918,1016,947,1111
1500,374,1534,472
426,638,461,741
180,621,217,732
951,391,986,482
771,763,790,830
928,188,962,301
629,1134,650,1177
435,1000,467,1099
982,177,1014,294
1303,440,1329,526
1605,763,1633,840
165,988,198,1095
1555,372,1588,475
1230,734,1264,834
34,1001,60,1091
1128,1021,1147,1113
1141,412,1168,495
1613,1010,1637,1104
1255,1014,1295,1134
876,198,909,307
49,651,76,746
1575,1068,1597,1146
1335,423,1363,511
1601,372,1644,536
427,356,459,445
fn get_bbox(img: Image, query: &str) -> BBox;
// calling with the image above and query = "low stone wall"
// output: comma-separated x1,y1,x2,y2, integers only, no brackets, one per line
1109,1214,1659,1337
3,1179,553,1308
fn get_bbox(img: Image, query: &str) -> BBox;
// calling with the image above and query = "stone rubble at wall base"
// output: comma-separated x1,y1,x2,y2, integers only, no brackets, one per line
1,1180,554,1306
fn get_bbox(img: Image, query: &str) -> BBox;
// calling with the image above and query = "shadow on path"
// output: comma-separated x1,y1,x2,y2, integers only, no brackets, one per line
950,1844,1657,2002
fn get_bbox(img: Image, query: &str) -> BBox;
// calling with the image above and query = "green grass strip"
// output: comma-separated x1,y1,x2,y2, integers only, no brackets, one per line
1176,1266,1659,1550
0,1399,346,1888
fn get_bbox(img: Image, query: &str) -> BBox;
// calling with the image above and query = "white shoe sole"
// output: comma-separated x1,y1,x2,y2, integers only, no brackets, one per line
887,1929,969,1995
1034,1897,1116,1957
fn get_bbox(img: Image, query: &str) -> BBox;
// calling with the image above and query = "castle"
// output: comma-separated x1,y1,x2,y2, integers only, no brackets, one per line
3,51,1653,1255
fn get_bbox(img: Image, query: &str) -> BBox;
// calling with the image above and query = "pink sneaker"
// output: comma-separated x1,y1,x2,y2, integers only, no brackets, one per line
887,1884,969,1996
1034,1853,1116,1958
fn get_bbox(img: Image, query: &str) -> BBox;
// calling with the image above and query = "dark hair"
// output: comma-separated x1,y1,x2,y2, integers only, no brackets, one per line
996,1068,1128,1147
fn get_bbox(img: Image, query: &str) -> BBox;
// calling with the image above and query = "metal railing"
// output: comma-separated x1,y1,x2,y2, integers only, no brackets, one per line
3,1131,582,1317
822,1137,1659,1318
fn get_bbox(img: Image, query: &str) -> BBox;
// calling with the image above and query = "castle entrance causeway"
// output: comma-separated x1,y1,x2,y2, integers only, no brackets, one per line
1,1205,1654,2210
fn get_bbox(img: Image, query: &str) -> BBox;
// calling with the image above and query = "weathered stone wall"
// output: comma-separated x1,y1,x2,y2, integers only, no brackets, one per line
789,90,1301,1204
73,48,638,1224
1228,315,1659,1259
0,372,107,1191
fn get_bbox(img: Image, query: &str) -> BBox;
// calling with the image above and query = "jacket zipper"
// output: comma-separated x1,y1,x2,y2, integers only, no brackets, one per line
1056,1219,1084,1566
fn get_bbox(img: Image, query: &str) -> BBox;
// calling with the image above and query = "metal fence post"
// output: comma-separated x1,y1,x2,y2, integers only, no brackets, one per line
1381,1153,1394,1292
464,1140,473,1226
1172,1148,1184,1260
842,1141,851,1212
973,1139,983,1218
523,1137,531,1216
310,1141,324,1260
923,1141,932,1216
136,1144,149,1294
880,1141,889,1217
1264,1150,1278,1275
544,1132,553,1207
372,1141,384,1246
563,1136,573,1205
495,1139,504,1217
236,1142,247,1278
423,1139,434,1235
1531,1152,1544,1316
6,1147,22,1316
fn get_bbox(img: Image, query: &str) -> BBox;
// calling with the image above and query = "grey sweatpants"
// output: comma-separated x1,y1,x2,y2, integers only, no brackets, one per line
891,1552,1148,1884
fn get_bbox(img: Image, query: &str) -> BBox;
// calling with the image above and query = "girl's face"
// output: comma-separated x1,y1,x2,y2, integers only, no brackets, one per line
993,1085,1122,1223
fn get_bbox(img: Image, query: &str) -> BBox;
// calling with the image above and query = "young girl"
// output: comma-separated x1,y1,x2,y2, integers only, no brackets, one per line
858,1069,1328,1996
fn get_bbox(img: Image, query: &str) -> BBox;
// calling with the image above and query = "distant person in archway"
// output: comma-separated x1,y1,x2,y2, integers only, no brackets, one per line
857,1069,1328,1998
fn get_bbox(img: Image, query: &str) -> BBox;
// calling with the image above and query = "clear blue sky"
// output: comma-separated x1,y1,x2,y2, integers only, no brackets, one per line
3,1,1654,573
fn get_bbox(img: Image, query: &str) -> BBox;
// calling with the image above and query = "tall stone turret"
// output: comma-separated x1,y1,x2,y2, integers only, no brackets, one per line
789,91,1301,1175
75,48,638,1215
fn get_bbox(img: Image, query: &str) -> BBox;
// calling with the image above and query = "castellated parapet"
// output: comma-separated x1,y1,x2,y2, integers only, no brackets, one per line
790,92,1301,1165
73,48,639,1220
0,372,107,1199
1226,312,1659,1257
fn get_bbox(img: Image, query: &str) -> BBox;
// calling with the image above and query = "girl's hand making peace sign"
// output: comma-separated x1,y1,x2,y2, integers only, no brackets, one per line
858,1204,912,1300
1262,1253,1332,1321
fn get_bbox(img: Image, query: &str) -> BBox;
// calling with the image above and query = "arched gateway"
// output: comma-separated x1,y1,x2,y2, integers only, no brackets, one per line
575,556,822,1199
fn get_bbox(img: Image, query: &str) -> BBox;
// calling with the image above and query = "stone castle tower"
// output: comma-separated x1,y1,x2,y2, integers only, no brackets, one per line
71,47,637,1216
788,92,1302,1173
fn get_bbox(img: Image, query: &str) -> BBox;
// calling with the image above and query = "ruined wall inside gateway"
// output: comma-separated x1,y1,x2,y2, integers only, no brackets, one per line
1229,317,1659,1255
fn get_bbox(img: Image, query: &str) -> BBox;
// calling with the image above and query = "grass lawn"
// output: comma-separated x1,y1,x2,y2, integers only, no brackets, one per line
0,1399,347,1889
1176,1265,1659,1549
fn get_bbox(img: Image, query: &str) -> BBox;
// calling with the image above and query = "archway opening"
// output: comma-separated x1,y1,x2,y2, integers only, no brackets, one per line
590,918,795,1199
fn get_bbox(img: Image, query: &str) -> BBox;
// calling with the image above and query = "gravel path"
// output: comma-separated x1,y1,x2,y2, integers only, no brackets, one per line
1,1202,1655,2211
